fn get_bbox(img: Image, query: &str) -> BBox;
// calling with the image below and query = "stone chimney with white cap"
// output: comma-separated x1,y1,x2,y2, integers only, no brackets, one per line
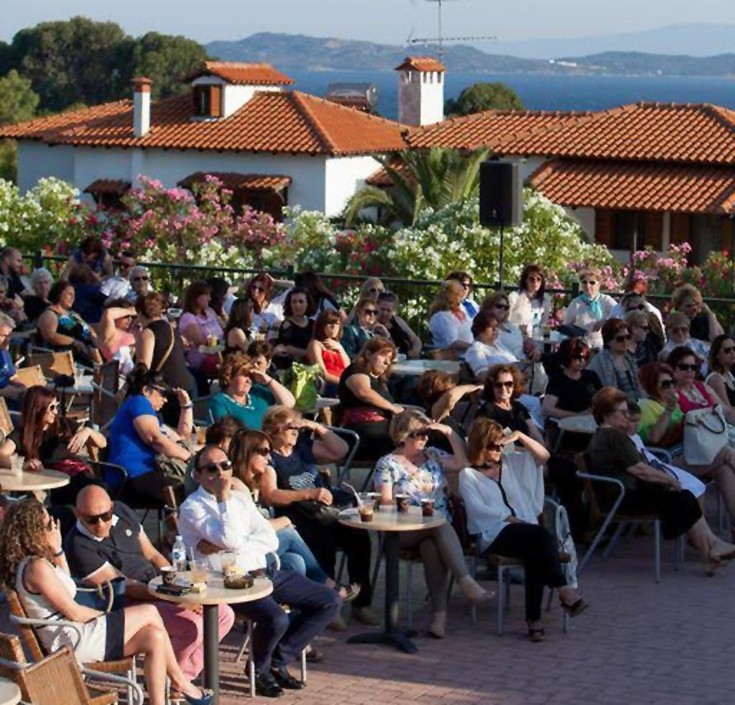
395,57,446,126
132,77,152,137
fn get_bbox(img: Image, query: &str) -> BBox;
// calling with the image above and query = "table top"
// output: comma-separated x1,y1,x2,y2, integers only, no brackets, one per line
0,467,70,492
339,505,447,532
392,359,460,376
529,331,567,344
315,397,340,410
0,678,20,705
148,572,273,606
557,413,598,434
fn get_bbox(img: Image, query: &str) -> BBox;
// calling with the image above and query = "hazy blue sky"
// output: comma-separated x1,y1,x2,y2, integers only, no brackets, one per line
4,0,735,44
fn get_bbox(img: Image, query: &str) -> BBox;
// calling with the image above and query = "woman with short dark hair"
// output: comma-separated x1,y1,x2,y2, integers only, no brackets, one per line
508,264,551,333
585,318,641,400
272,287,314,369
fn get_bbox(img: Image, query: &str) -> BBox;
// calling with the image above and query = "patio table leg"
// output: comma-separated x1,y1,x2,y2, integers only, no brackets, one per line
202,604,220,703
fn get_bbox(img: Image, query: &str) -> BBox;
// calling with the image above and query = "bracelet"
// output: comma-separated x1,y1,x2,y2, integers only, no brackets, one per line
53,549,64,558
181,404,193,409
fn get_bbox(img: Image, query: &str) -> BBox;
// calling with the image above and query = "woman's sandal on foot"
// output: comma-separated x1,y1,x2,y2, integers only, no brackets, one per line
528,627,545,643
335,582,361,604
559,597,589,617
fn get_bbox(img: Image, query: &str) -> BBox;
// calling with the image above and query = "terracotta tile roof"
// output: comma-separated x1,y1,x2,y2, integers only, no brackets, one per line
498,102,735,165
178,172,291,192
83,179,131,196
365,159,414,188
185,61,294,86
0,90,406,156
530,159,735,215
405,109,592,150
395,57,446,73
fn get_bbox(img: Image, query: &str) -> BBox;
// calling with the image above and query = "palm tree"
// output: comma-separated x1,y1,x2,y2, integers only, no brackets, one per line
344,148,490,227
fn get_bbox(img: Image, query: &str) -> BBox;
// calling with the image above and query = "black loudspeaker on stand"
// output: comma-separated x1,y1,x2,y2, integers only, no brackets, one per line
479,161,523,287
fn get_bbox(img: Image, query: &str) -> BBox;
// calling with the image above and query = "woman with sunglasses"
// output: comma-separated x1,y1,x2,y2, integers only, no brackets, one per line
341,298,389,359
659,312,710,364
586,318,642,401
307,310,350,397
13,386,106,504
705,335,735,410
624,310,661,367
542,338,601,422
461,418,587,642
374,410,492,637
245,273,284,331
446,271,479,320
610,290,665,334
587,386,735,575
0,498,214,705
208,352,294,429
671,283,724,344
428,280,473,357
227,429,361,602
508,264,552,333
272,287,315,370
259,406,376,626
107,367,192,504
99,297,137,375
476,364,546,446
563,267,616,349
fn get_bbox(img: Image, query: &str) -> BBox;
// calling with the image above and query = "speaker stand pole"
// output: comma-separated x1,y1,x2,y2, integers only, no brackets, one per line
497,225,505,290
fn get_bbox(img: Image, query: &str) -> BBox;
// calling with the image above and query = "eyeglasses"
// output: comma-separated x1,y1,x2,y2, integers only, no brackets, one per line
364,309,378,315
659,379,674,389
493,381,514,389
485,442,503,452
83,510,114,525
132,276,150,282
614,334,632,342
198,460,233,475
580,280,598,286
722,347,735,354
676,363,699,372
253,447,271,457
408,429,430,440
149,385,168,395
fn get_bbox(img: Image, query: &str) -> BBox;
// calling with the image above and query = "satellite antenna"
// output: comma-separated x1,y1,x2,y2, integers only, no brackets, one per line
407,0,496,61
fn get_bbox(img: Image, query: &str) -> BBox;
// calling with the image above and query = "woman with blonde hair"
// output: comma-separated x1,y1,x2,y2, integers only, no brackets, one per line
341,297,390,359
461,418,588,642
563,267,616,349
428,279,473,355
671,283,723,343
0,498,213,705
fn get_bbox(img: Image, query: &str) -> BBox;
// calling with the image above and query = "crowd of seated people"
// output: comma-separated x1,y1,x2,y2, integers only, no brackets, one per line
4,241,735,700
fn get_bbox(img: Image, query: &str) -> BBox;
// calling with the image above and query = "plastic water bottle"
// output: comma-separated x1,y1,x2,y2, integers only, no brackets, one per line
172,535,187,572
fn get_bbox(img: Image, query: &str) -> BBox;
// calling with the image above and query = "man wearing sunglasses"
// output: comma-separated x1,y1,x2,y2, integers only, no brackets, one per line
179,445,342,697
100,251,138,300
64,484,235,683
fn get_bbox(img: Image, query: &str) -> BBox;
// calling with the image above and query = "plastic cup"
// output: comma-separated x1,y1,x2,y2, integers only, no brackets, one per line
196,426,207,445
10,455,24,478
190,559,209,585
358,505,374,523
160,566,177,586
421,498,435,517
541,324,552,339
220,551,237,576
395,494,409,514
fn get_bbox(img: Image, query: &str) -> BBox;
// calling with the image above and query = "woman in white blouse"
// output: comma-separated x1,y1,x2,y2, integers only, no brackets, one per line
459,418,588,642
428,279,473,356
563,267,616,349
508,264,552,333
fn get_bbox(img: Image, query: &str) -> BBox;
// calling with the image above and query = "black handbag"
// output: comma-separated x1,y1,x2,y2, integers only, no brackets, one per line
291,500,342,526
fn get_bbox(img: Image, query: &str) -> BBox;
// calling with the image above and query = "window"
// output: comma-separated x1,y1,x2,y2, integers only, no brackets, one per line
192,85,222,118
612,210,648,250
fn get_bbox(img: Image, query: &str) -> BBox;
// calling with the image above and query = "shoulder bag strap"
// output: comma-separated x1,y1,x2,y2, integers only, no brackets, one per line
154,322,176,373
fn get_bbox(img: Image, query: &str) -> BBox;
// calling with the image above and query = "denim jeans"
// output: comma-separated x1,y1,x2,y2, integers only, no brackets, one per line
276,525,329,584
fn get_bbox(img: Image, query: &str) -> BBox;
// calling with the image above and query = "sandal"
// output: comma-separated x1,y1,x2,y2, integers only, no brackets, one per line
559,597,589,617
528,627,545,643
336,583,361,604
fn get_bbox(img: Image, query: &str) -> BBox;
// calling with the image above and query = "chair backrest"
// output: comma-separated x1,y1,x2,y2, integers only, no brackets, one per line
574,452,608,527
14,365,46,388
192,395,212,426
91,360,121,428
6,589,46,661
0,397,12,438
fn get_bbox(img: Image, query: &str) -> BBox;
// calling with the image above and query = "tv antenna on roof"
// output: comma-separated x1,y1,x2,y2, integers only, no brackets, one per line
407,0,496,62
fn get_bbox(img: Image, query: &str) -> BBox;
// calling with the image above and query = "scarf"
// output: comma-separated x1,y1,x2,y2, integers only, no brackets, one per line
580,293,602,318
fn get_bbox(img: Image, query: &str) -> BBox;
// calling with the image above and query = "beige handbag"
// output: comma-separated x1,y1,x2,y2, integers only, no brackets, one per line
683,404,728,466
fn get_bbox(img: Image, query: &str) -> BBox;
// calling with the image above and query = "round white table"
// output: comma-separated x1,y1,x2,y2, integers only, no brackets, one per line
0,678,20,705
339,505,446,654
149,573,272,704
391,359,460,377
552,414,598,452
0,468,70,492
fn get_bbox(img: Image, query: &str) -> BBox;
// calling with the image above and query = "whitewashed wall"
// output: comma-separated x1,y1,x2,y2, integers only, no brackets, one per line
324,155,383,217
16,143,75,193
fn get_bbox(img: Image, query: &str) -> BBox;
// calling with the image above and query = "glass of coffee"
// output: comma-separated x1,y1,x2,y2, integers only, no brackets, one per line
421,498,435,517
395,494,409,514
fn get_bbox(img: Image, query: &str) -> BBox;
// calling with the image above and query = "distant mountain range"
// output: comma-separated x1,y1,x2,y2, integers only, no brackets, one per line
206,28,735,78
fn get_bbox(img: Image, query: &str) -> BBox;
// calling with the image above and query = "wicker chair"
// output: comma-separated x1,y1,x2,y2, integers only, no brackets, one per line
0,632,118,705
6,589,142,704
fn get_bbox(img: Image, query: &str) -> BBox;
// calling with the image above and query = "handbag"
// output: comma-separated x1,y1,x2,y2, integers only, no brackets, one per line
154,453,188,484
683,404,728,465
290,499,341,526
280,362,321,412
74,576,126,612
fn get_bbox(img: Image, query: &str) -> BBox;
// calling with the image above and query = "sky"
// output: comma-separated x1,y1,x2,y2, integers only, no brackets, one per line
3,0,735,45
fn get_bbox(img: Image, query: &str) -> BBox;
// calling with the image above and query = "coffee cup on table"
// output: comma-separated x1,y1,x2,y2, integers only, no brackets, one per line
358,504,374,523
160,566,177,586
421,498,435,517
395,494,409,514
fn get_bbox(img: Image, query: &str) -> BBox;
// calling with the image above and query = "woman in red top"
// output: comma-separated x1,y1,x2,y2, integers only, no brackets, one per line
308,309,350,397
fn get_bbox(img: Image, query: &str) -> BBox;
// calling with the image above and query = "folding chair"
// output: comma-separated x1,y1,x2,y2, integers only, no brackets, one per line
90,361,121,430
5,591,142,704
26,350,75,378
14,365,46,387
192,395,213,427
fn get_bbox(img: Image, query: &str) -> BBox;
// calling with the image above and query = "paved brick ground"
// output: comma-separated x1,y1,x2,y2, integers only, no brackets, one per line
4,516,735,703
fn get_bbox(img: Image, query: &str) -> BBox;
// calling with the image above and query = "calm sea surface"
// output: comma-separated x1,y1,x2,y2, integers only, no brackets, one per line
289,70,735,118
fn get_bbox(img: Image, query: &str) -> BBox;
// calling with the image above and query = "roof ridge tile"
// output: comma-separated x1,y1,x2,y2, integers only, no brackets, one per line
289,91,338,154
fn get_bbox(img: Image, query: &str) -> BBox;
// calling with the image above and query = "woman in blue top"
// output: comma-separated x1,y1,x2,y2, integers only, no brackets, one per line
373,409,492,638
208,352,294,429
107,367,192,503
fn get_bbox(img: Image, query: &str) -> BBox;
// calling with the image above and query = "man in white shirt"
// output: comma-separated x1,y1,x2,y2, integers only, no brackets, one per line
179,445,342,698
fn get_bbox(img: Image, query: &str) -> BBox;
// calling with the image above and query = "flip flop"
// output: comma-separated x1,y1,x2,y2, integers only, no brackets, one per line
559,597,590,617
528,627,545,643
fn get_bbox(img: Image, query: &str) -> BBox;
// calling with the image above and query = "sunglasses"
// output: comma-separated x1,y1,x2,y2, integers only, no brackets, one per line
46,402,59,413
659,379,674,389
580,280,598,286
198,460,233,475
368,287,383,294
83,510,114,525
494,380,514,389
574,354,589,362
721,347,735,354
626,304,645,311
253,447,271,457
614,334,631,342
485,442,503,452
408,429,430,440
251,285,266,292
494,303,510,310
132,275,150,282
676,363,699,372
149,385,168,395
364,309,378,315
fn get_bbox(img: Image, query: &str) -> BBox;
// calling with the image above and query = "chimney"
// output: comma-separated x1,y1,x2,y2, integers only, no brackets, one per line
395,57,445,126
132,77,152,137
